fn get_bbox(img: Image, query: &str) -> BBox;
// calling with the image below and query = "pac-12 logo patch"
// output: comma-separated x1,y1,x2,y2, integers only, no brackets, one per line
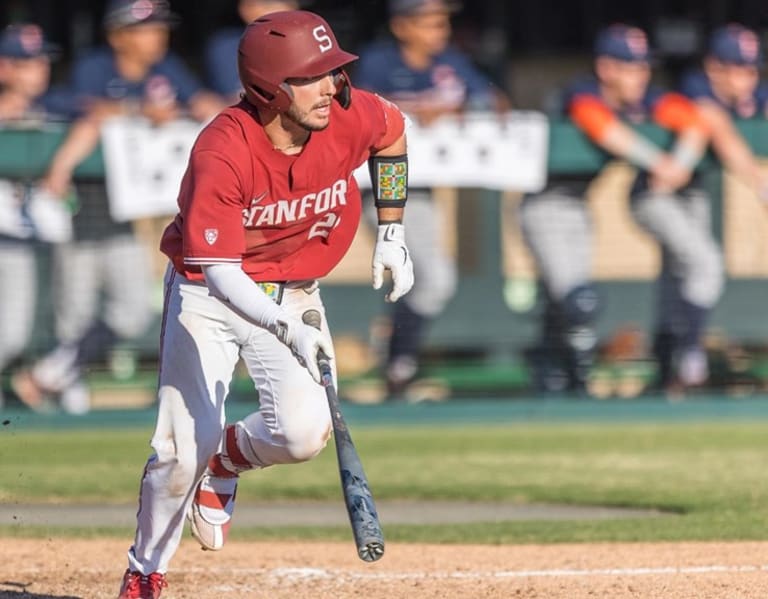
204,228,218,245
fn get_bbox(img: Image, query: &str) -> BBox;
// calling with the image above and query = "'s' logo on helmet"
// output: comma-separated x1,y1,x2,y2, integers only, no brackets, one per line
313,25,333,53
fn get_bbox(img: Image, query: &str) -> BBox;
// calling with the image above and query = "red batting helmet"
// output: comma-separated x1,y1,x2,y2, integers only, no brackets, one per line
237,11,358,112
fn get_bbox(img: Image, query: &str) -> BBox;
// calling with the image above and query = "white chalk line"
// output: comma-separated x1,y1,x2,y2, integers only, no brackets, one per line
159,564,768,582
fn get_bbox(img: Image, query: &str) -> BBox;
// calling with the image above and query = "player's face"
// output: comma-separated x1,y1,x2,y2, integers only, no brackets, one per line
108,23,170,65
721,64,759,101
284,71,340,131
597,58,650,104
238,0,298,24
0,56,50,99
391,11,452,57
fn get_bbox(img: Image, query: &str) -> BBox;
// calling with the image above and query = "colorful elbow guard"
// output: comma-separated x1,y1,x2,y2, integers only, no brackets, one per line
368,154,408,208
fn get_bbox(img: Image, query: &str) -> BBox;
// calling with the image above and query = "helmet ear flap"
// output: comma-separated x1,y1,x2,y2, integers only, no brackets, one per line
334,69,352,109
245,81,292,112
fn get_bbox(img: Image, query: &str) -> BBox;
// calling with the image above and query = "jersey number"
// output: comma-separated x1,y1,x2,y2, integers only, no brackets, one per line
308,213,339,240
313,26,333,53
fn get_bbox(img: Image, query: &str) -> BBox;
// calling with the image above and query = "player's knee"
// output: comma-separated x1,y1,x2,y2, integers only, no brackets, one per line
282,418,333,463
685,246,724,307
149,437,202,497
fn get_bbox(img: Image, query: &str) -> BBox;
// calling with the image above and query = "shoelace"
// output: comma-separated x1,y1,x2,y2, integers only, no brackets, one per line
124,572,168,598
143,573,169,595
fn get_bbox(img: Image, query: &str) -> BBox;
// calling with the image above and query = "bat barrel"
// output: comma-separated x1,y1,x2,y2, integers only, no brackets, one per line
302,308,385,562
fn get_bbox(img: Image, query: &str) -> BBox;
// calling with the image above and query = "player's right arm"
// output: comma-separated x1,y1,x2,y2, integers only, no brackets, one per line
202,263,333,384
179,144,332,384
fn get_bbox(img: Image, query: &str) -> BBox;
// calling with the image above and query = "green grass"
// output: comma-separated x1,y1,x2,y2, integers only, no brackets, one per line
2,422,768,543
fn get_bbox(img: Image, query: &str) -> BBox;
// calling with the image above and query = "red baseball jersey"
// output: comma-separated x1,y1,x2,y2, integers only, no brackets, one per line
160,88,405,282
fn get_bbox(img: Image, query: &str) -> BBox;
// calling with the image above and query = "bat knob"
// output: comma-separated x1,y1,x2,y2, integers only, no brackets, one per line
359,541,385,562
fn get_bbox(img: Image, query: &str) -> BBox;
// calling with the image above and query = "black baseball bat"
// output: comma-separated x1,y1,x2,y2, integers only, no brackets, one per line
302,309,385,562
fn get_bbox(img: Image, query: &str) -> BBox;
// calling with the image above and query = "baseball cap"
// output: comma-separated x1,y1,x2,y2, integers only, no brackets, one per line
708,24,763,66
0,24,59,59
388,0,461,17
594,24,651,62
103,0,180,29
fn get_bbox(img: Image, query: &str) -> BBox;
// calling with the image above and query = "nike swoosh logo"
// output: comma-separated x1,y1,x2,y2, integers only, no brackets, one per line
251,191,268,205
383,224,397,242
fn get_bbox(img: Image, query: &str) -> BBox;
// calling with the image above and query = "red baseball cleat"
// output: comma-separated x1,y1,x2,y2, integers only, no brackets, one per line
118,569,168,599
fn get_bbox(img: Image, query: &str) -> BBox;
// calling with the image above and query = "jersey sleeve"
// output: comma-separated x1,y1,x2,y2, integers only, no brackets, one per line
372,95,406,151
568,94,618,142
179,148,247,266
350,89,406,152
652,92,706,132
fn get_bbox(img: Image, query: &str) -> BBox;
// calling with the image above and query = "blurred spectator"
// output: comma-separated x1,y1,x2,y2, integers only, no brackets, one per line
0,23,72,409
354,0,508,401
205,0,300,102
11,0,225,414
680,24,768,198
520,24,713,396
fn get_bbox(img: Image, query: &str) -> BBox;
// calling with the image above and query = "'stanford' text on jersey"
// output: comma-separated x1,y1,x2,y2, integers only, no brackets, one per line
241,179,348,229
160,88,405,282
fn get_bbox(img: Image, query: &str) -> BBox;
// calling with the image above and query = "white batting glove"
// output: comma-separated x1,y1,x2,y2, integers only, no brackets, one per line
272,317,334,384
372,223,415,303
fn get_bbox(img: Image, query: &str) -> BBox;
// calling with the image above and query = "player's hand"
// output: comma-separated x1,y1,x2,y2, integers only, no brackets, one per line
273,317,334,384
649,155,692,193
40,167,73,199
372,223,414,303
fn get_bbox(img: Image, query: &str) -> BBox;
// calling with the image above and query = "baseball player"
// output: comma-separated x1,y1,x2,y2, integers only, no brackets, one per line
520,24,712,395
0,24,71,408
118,11,413,598
354,0,507,400
680,24,768,199
204,0,301,101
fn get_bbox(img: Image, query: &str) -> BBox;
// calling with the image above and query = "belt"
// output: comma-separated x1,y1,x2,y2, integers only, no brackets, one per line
256,279,318,304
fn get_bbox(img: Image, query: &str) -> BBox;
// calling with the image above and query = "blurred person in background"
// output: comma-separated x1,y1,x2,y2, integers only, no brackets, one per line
354,0,508,401
205,0,301,102
520,24,713,396
11,0,224,414
680,24,768,199
0,23,72,409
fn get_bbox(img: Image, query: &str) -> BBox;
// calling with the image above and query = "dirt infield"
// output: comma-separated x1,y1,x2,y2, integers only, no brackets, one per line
2,538,767,598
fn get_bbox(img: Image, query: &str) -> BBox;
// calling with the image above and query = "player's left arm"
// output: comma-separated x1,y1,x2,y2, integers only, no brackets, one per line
651,92,710,190
367,95,413,302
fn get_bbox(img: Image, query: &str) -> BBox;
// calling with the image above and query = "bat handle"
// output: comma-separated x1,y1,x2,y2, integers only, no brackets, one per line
317,349,333,385
302,309,333,385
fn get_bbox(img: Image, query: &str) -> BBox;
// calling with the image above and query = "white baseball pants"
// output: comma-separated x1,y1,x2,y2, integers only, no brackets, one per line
127,266,334,574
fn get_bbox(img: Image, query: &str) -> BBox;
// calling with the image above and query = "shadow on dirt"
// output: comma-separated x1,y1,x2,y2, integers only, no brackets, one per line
0,581,80,599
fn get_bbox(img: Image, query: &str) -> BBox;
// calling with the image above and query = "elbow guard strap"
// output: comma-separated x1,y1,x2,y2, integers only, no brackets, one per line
368,154,408,208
